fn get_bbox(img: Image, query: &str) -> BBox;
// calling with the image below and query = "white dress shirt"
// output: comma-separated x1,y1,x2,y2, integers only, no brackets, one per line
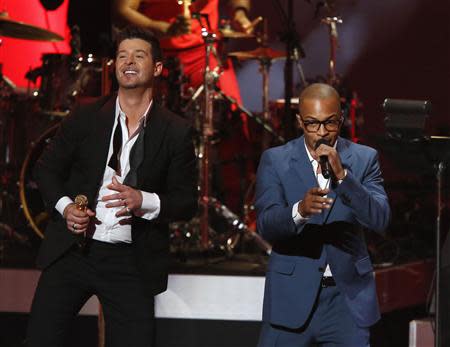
55,97,160,243
291,140,339,277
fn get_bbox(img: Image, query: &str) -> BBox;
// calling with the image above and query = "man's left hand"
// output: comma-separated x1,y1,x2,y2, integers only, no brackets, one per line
102,176,143,217
313,143,346,181
232,9,262,34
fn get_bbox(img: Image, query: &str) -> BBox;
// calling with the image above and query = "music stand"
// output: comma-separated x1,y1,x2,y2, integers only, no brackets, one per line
383,98,449,347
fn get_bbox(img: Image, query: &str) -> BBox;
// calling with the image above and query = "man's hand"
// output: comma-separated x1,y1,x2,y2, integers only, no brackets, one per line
63,204,95,234
313,143,346,181
102,176,143,217
299,187,333,217
232,9,262,34
163,15,191,37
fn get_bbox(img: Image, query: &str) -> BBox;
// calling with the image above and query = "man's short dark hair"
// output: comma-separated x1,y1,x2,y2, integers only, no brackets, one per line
115,26,163,63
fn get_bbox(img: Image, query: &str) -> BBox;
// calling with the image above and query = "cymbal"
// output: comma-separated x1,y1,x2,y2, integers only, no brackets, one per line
0,12,63,41
228,47,286,61
218,28,255,40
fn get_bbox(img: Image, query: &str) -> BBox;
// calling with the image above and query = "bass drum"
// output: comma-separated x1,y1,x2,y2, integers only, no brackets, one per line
19,124,60,239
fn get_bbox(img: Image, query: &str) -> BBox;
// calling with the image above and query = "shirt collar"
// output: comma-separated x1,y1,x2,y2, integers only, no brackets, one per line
115,96,153,128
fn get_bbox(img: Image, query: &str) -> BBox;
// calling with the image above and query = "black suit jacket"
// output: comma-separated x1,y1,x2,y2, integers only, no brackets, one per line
34,94,198,295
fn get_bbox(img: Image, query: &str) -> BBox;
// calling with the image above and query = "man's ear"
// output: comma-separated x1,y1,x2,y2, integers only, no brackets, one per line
296,114,305,132
154,61,163,77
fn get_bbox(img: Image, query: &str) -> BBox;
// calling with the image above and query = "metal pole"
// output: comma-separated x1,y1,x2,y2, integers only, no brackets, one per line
200,40,214,249
283,0,294,141
435,161,445,347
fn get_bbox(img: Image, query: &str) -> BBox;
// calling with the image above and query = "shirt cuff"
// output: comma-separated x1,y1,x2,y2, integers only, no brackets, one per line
55,196,74,217
292,201,309,226
136,191,160,220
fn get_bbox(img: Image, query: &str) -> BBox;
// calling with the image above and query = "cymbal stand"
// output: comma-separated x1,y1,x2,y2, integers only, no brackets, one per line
273,0,306,141
321,16,342,85
191,14,274,255
193,13,222,250
258,18,286,149
322,14,361,142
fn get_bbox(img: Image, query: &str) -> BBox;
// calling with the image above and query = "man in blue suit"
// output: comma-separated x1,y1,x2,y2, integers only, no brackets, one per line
255,83,390,346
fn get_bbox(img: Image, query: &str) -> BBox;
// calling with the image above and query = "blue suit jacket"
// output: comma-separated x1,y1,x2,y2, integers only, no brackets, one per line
255,136,390,329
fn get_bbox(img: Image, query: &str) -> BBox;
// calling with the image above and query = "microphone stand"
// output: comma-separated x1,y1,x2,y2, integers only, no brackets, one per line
435,160,444,347
433,140,450,347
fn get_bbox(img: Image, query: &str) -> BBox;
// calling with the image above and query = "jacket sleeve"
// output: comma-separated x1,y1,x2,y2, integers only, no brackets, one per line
34,105,90,214
334,149,391,234
255,151,298,243
156,125,198,223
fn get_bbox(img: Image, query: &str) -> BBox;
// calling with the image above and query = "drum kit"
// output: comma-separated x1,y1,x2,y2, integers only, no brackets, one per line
0,5,364,263
0,13,109,257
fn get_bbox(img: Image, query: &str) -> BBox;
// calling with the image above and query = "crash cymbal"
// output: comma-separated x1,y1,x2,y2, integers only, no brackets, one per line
228,47,286,61
218,28,255,39
0,12,63,41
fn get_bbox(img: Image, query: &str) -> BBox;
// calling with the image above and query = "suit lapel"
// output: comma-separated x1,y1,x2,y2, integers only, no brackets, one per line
89,95,116,195
136,103,169,187
290,136,317,190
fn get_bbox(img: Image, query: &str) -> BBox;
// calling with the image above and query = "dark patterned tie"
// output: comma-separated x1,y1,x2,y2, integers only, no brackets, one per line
108,115,122,173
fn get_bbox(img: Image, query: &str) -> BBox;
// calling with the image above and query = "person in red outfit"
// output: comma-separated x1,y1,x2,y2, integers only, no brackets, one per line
112,0,255,103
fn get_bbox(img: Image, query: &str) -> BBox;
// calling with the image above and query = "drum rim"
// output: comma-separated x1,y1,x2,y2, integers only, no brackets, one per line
19,123,60,239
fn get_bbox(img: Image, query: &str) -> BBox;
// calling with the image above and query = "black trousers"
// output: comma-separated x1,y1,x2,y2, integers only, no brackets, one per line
27,240,155,347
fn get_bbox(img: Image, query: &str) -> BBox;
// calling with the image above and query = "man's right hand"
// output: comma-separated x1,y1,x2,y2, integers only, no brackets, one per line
163,15,191,37
63,203,95,234
299,188,333,217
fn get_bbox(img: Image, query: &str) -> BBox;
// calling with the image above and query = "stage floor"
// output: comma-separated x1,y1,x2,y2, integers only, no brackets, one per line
0,250,433,347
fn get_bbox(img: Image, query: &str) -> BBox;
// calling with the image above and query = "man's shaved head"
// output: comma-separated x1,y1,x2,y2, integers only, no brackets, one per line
299,83,341,114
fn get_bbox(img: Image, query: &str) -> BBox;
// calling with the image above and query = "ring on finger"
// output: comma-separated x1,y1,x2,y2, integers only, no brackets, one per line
73,223,77,230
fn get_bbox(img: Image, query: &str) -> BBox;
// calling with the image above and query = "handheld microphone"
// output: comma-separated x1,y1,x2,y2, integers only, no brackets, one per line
315,139,331,179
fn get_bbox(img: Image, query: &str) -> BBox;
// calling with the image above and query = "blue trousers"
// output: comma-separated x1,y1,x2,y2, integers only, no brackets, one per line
258,285,370,347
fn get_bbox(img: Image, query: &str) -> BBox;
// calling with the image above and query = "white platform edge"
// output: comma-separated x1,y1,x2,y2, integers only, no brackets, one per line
0,269,265,321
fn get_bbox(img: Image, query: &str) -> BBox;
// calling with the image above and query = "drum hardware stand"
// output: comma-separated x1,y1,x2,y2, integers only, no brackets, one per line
321,15,342,86
182,13,274,255
216,90,284,143
0,86,21,250
321,12,361,143
194,12,221,250
258,18,291,149
272,0,306,141
207,197,271,255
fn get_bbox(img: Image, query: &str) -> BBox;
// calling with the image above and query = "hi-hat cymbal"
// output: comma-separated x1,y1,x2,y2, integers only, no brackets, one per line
228,47,286,61
218,28,255,40
0,12,63,41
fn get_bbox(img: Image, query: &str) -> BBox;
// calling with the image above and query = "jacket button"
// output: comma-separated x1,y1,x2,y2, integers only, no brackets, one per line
318,267,324,272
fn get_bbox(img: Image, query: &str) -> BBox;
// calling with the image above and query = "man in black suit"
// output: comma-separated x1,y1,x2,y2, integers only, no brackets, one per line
26,26,198,347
